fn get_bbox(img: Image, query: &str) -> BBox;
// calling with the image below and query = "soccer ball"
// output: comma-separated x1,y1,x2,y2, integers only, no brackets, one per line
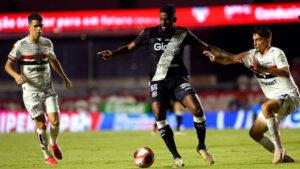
133,147,154,168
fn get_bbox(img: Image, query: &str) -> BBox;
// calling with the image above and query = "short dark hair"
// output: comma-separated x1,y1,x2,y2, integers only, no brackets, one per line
252,26,272,39
160,4,176,17
28,13,43,24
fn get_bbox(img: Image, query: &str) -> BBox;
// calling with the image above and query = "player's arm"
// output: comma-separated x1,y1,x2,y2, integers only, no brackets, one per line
49,58,72,88
199,43,245,65
252,56,289,78
97,41,138,61
199,43,249,65
4,59,26,85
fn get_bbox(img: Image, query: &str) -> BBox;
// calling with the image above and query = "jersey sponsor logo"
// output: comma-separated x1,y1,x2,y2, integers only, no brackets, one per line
27,67,46,72
260,79,277,86
154,42,179,51
152,29,187,81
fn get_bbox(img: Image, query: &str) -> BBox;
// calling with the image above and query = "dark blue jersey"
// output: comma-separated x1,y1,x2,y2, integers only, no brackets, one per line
134,26,204,82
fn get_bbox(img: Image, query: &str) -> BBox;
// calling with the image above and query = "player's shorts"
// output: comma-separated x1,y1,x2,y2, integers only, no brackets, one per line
257,93,300,125
149,76,197,104
23,88,60,119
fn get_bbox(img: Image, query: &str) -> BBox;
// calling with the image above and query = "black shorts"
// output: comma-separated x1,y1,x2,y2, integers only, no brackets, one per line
149,77,197,104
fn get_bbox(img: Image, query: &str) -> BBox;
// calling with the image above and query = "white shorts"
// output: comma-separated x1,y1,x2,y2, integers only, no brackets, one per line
23,89,60,119
257,94,300,125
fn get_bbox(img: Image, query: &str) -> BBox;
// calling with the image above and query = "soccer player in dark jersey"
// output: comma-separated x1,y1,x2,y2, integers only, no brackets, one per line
98,4,226,167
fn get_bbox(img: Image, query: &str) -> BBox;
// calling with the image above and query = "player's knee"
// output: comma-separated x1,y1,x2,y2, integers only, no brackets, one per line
261,103,272,118
249,129,255,139
154,113,164,121
49,118,60,126
249,129,262,142
36,122,47,130
192,104,203,116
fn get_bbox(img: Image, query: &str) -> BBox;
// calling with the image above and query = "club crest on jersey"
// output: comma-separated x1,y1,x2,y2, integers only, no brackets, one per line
279,54,286,64
35,54,44,64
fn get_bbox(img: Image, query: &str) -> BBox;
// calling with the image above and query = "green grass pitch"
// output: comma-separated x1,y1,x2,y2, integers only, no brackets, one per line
0,129,299,169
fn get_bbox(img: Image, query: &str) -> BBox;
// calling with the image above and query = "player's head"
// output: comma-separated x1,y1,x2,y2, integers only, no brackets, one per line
160,4,177,31
252,26,272,52
28,13,43,39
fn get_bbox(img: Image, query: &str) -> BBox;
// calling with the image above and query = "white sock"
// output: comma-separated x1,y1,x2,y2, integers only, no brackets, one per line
50,125,59,146
36,129,51,159
193,116,206,123
266,117,282,150
258,134,275,153
156,120,168,129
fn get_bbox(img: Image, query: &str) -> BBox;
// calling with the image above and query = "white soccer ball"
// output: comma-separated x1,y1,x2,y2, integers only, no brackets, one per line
133,147,154,168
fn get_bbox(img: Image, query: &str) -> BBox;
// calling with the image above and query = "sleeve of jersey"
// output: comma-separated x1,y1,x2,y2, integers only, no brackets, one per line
184,29,203,47
48,40,57,59
133,28,149,47
8,41,21,61
275,50,289,69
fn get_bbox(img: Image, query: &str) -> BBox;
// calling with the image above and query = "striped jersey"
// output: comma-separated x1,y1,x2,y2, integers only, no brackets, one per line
8,36,56,91
241,47,299,99
134,26,204,82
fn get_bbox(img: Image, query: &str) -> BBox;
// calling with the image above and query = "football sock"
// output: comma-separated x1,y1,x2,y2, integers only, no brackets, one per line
50,125,59,146
266,117,283,150
258,134,275,153
176,114,182,131
36,128,51,159
194,116,207,150
156,120,181,159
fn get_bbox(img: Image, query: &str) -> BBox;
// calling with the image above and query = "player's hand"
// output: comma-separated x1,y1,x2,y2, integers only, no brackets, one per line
14,74,26,85
64,78,72,89
97,50,113,61
252,55,264,73
203,50,216,62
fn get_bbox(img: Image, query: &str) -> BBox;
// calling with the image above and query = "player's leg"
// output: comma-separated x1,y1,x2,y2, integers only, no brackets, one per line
251,102,295,163
152,101,183,167
183,94,214,165
174,101,183,132
152,122,157,135
261,99,285,164
249,117,274,152
45,91,63,160
48,112,63,160
34,115,57,165
274,95,300,163
23,92,57,165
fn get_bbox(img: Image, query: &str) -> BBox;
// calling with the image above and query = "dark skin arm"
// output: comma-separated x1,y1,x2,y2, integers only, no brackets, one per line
202,44,289,78
97,41,138,61
199,42,244,65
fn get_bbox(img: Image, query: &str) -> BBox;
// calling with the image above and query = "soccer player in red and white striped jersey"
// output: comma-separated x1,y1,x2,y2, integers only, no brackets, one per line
204,26,299,164
5,13,72,165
